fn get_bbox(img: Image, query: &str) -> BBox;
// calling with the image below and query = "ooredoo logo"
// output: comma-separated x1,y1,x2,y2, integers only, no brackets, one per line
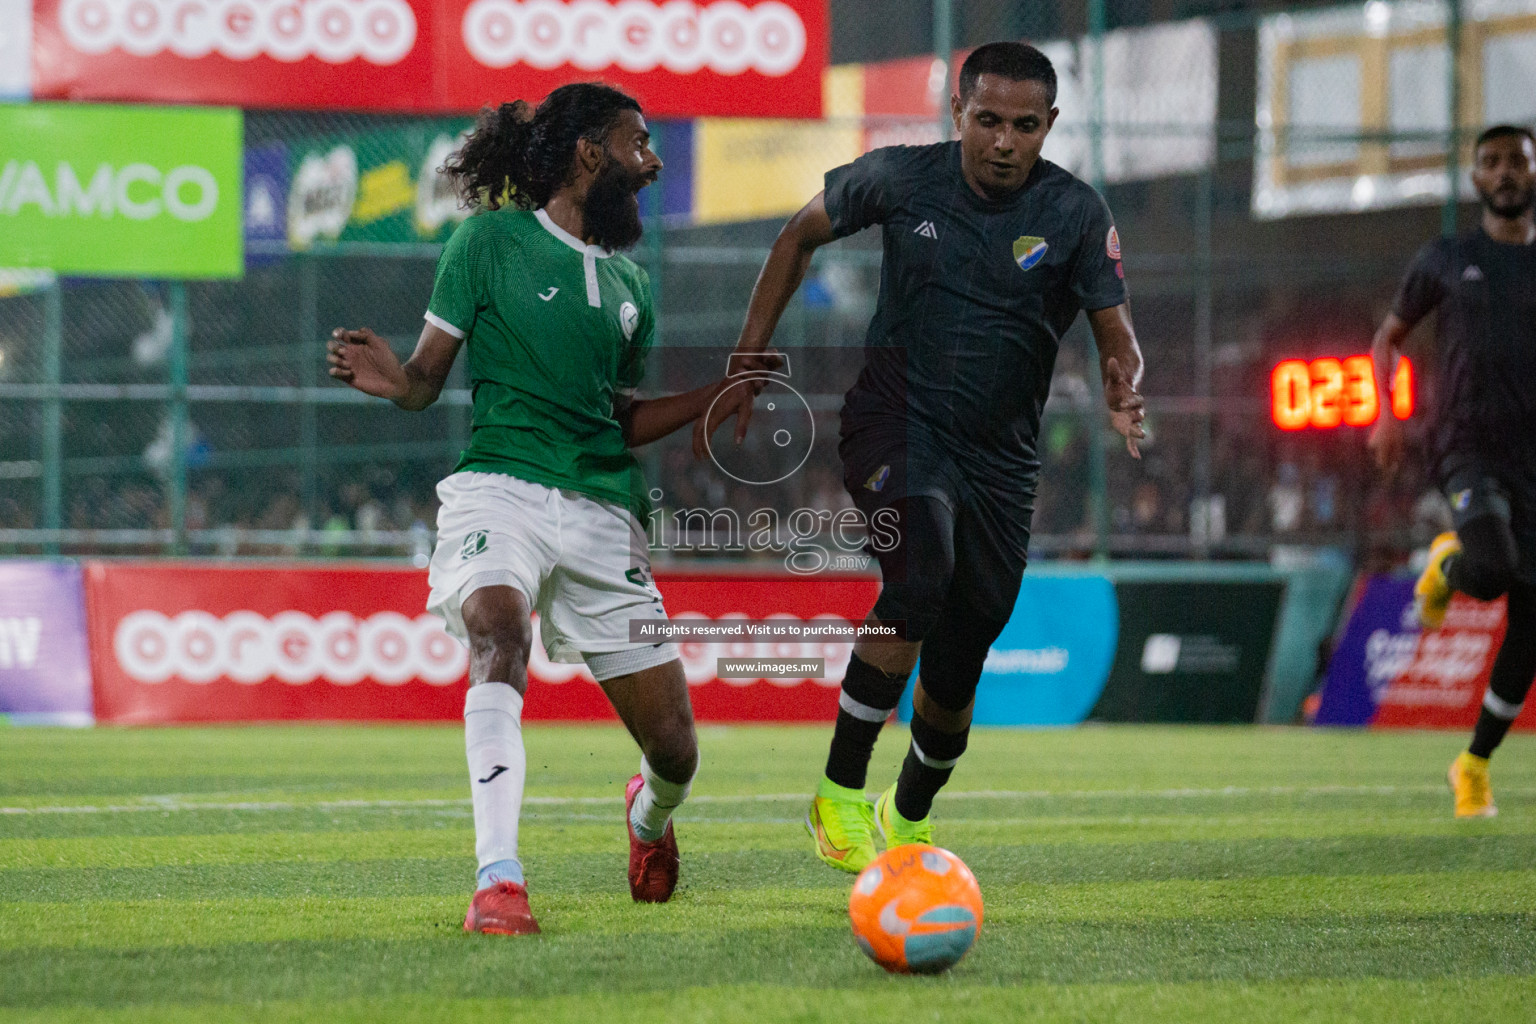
58,0,418,65
113,609,467,686
461,0,806,76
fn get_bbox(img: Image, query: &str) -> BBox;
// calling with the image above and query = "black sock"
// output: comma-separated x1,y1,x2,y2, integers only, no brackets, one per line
1442,552,1463,591
1468,704,1516,759
823,654,911,790
894,712,969,821
1468,586,1536,759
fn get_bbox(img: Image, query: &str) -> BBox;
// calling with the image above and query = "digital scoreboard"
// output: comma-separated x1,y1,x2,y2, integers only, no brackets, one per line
1270,355,1415,431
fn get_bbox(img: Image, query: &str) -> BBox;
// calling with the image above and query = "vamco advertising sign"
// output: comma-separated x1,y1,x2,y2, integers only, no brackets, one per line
31,0,828,117
0,103,242,278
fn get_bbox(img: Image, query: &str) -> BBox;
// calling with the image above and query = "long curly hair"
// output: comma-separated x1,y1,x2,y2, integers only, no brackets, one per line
441,83,643,211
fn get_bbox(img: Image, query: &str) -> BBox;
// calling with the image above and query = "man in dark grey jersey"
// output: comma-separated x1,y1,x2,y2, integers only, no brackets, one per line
1370,124,1536,819
699,42,1147,871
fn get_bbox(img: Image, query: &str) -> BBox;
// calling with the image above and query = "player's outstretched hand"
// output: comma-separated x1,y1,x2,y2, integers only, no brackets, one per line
1368,416,1404,474
327,327,408,401
690,349,784,460
1104,356,1146,459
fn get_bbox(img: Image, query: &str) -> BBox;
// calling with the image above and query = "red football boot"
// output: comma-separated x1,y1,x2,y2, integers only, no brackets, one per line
463,880,540,935
625,773,680,903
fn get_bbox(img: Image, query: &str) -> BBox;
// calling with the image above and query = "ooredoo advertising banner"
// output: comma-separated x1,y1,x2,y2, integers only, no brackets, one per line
0,103,243,278
0,562,94,725
83,562,874,724
1315,575,1536,730
32,0,827,117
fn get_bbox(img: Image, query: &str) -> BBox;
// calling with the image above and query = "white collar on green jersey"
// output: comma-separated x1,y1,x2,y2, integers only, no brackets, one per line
535,208,612,259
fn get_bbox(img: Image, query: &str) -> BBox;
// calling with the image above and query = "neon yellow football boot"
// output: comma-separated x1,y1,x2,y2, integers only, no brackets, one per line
1414,531,1462,630
874,782,934,849
1448,751,1497,818
805,777,878,873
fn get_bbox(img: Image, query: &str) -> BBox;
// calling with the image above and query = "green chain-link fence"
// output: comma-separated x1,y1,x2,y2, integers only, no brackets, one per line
0,0,1518,565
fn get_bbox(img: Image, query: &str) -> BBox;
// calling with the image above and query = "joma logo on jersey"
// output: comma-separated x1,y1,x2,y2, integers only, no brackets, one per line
460,531,489,560
1013,236,1048,271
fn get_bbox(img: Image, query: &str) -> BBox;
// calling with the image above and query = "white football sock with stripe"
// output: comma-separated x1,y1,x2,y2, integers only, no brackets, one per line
629,755,693,842
465,683,526,889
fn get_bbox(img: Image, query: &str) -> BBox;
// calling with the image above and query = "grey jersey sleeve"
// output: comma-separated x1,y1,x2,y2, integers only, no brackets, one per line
823,148,902,238
1391,241,1448,329
1070,188,1129,312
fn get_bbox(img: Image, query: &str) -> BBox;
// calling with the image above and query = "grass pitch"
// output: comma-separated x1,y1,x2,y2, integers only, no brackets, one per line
2,722,1534,1022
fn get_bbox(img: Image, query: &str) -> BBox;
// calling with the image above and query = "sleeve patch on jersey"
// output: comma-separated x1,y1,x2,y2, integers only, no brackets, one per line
620,301,639,341
1106,226,1122,261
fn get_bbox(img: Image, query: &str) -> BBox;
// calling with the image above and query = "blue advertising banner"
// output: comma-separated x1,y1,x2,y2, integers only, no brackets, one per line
902,575,1118,726
244,143,288,267
0,561,94,725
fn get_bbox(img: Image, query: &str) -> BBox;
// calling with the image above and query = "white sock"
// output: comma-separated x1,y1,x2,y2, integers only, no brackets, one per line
629,755,693,842
465,683,526,889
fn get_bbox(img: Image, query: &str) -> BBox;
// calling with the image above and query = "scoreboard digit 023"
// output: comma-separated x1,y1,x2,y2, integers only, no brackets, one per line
1270,355,1415,431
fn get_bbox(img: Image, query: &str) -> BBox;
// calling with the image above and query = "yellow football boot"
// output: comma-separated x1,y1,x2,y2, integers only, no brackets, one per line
1414,532,1462,630
874,782,934,849
1448,751,1497,819
806,777,878,873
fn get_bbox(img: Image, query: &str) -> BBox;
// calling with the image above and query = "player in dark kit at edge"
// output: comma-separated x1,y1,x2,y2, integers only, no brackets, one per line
699,42,1148,871
1370,124,1536,819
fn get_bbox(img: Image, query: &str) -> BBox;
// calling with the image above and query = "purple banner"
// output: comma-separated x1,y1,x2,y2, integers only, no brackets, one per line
0,562,93,725
1314,576,1418,727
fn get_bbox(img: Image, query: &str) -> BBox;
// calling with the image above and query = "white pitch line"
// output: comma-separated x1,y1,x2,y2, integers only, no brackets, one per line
1,782,1513,816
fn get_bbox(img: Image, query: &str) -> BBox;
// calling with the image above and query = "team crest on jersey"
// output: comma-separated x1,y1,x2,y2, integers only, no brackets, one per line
865,465,891,492
1106,226,1122,260
1452,489,1473,512
460,531,489,561
619,301,639,341
1013,236,1048,271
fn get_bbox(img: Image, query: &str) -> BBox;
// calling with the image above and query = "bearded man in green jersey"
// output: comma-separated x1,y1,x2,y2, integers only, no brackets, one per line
327,84,764,934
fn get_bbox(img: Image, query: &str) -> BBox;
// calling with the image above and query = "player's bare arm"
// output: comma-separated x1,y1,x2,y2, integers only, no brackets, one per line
619,350,782,448
327,322,461,411
1086,303,1147,458
1367,313,1413,473
692,194,835,458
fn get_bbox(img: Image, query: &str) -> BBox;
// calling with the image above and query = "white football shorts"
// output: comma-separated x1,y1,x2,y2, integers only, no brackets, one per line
426,471,675,682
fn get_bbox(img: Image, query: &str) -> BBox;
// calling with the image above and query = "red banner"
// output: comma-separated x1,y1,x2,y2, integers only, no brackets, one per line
1371,594,1536,730
84,561,875,724
32,0,826,117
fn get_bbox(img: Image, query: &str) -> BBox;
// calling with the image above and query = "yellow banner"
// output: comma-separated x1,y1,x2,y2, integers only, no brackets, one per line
693,66,864,225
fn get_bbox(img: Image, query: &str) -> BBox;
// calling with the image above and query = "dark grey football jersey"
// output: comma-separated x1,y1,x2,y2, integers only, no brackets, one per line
824,142,1127,486
1392,229,1536,477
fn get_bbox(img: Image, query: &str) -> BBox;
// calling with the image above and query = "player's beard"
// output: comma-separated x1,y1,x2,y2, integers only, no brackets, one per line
1477,179,1535,220
582,158,649,251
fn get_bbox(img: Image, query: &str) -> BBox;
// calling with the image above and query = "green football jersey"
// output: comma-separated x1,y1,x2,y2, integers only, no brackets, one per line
426,207,655,516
